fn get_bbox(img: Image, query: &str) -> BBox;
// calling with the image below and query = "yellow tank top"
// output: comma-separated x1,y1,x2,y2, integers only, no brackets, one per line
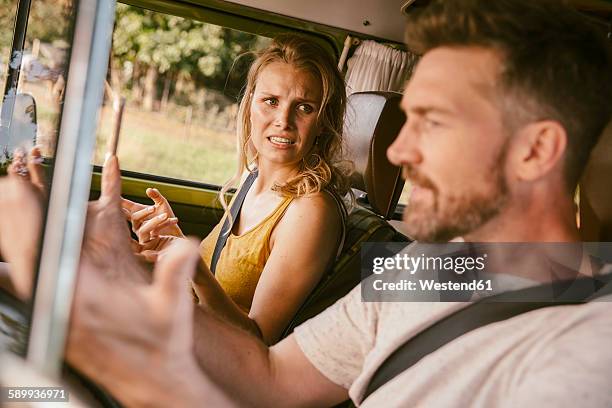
199,196,294,312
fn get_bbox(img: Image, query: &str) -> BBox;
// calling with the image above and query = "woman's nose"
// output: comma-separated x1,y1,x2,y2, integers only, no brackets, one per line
273,105,294,129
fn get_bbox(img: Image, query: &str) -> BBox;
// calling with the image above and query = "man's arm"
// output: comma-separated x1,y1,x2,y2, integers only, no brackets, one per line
0,262,16,295
0,176,42,301
192,306,349,407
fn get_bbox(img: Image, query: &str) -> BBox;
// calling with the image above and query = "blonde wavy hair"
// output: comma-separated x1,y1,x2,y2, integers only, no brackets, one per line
219,35,352,211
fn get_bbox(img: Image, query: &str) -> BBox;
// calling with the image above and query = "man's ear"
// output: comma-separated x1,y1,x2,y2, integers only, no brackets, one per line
508,120,567,182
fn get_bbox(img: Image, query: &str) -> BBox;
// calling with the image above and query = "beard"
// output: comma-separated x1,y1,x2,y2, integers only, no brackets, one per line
403,150,509,243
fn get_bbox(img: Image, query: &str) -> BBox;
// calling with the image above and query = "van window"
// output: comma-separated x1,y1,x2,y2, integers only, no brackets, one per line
0,0,19,94
94,4,270,186
1,0,71,161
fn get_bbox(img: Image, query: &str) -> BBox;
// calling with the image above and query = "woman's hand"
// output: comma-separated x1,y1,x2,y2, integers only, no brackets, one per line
122,188,183,245
132,235,182,263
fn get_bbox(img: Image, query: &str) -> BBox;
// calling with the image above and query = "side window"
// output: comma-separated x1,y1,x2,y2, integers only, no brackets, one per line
0,0,19,94
1,0,72,162
94,4,271,186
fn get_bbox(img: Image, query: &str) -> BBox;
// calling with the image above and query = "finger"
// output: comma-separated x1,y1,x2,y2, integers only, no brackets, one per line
153,238,200,307
7,149,27,178
27,146,46,193
121,197,145,213
131,205,156,223
146,188,169,208
149,218,178,236
122,207,132,220
101,155,121,201
140,250,159,263
137,214,167,243
129,237,142,253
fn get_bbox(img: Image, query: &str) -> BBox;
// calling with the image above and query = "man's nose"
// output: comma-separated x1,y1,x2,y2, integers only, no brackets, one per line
273,104,295,129
387,120,422,166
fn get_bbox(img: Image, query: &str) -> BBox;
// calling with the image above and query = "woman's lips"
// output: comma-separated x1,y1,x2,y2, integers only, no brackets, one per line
267,136,296,149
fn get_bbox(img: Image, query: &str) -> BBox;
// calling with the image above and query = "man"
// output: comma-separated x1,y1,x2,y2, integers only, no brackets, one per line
1,0,611,406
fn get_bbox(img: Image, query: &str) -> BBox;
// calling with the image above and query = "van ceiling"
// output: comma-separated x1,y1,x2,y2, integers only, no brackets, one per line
223,0,408,43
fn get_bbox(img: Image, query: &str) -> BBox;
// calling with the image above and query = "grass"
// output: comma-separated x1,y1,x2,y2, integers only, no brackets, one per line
94,105,238,186
21,81,239,187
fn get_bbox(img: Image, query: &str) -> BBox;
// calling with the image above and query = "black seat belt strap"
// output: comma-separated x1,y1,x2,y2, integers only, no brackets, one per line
362,273,612,402
210,170,257,274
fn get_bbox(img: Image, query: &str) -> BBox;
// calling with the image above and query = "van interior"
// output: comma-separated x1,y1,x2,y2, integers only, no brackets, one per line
0,0,611,404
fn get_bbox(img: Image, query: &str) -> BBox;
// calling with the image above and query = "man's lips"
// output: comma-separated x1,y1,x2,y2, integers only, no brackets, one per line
409,185,432,203
402,166,436,192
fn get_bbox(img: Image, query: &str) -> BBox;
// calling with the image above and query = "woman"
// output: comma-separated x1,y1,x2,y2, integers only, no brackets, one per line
122,35,351,344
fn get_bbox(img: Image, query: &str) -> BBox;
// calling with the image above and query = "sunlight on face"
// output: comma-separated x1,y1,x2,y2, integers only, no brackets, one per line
249,62,323,170
388,47,510,242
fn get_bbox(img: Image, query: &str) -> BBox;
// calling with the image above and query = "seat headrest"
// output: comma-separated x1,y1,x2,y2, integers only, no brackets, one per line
580,119,612,241
344,91,406,219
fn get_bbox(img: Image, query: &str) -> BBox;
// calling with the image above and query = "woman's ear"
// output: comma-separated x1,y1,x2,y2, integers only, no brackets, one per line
509,120,568,183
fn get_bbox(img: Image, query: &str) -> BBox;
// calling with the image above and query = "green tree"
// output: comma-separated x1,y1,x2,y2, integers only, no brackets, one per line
111,4,263,110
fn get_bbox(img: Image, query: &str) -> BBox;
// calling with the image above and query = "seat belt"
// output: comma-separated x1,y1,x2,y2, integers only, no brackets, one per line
327,190,348,260
361,272,612,402
210,170,257,274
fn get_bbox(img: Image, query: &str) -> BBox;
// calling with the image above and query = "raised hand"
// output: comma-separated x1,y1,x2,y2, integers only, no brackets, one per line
122,187,183,244
83,156,151,282
66,156,223,406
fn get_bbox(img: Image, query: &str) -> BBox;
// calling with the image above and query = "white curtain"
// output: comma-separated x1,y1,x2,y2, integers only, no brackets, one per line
345,40,419,94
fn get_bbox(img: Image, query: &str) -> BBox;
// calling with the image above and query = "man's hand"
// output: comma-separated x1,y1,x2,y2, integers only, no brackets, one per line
82,156,151,282
66,156,233,407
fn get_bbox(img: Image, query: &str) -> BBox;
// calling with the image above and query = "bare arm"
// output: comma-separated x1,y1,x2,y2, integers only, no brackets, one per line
0,176,42,301
192,192,342,344
192,304,348,407
0,262,16,295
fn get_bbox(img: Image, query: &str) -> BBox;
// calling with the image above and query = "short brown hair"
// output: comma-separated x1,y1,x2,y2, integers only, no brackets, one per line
405,0,612,190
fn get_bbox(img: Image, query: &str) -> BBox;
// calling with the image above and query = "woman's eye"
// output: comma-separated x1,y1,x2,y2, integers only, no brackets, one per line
298,104,314,114
264,98,278,106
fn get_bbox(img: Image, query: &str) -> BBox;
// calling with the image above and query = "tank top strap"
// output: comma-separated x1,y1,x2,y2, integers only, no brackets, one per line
265,195,294,230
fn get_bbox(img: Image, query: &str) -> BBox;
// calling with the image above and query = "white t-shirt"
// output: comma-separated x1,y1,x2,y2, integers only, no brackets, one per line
294,281,612,407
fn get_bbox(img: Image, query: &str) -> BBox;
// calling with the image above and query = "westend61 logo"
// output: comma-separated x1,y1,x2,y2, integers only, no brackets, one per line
362,242,612,302
372,253,487,275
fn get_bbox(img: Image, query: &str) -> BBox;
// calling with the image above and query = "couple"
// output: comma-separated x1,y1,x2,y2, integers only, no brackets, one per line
1,0,612,406
2,35,351,346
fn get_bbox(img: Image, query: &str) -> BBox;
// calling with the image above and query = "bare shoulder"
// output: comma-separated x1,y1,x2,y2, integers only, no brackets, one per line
284,191,341,224
273,191,342,239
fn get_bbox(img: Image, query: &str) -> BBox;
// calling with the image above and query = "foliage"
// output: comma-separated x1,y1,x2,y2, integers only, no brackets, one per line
113,4,266,96
0,0,18,54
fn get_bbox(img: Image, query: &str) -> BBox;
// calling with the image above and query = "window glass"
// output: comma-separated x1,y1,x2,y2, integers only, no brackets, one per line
0,0,75,355
0,0,19,94
4,0,73,160
398,183,410,206
94,4,271,185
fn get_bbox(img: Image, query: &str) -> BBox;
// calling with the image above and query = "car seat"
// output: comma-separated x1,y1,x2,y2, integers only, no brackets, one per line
281,92,409,337
580,119,612,241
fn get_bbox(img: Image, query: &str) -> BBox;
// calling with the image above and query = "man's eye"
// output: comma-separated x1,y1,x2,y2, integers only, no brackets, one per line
264,98,278,106
298,104,314,114
423,118,442,130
